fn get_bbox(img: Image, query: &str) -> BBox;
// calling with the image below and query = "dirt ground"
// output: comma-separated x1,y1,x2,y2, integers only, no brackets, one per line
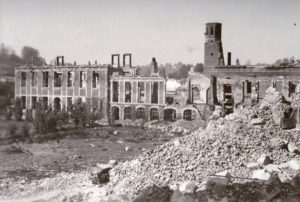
0,125,174,180
0,119,202,201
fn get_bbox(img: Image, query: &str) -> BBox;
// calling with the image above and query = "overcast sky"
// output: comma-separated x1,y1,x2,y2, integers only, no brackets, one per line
0,0,299,65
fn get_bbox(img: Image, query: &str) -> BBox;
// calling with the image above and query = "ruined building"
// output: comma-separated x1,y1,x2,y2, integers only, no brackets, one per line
14,56,109,122
204,23,225,67
189,22,300,115
109,54,199,123
109,54,166,123
15,54,200,125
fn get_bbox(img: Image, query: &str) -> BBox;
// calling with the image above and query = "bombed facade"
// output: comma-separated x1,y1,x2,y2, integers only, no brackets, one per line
15,22,298,125
15,54,199,124
189,22,300,118
15,56,109,122
109,54,166,123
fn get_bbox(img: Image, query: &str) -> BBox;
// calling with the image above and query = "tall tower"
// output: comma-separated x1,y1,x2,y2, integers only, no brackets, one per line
204,23,225,67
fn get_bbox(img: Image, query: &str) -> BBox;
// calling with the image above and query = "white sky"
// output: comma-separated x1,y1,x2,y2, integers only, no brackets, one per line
0,0,299,65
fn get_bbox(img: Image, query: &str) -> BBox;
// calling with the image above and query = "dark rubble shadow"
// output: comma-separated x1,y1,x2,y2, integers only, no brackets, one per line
132,180,300,202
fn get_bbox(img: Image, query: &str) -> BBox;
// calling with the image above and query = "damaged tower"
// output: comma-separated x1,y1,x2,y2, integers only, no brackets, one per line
204,23,225,67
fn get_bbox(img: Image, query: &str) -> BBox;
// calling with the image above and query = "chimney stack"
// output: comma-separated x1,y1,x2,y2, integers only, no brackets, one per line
152,57,158,73
227,52,231,66
56,56,64,66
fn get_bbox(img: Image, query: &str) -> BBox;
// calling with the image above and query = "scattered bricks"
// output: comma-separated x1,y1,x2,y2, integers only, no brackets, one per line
270,138,286,150
278,172,292,183
109,160,118,167
207,174,230,195
261,184,281,201
91,167,112,184
278,162,289,169
215,170,231,178
178,181,196,194
288,159,300,170
251,118,265,126
257,154,272,166
288,142,299,153
264,164,280,173
173,139,180,147
247,162,261,170
252,169,272,181
96,163,112,170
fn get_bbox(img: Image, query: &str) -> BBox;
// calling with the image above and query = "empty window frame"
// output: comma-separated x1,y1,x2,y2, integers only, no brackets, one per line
246,81,252,94
124,107,132,120
80,71,86,88
192,87,200,100
150,108,159,120
43,72,48,87
92,71,99,88
136,107,146,120
67,71,74,87
112,81,119,102
289,82,296,96
31,96,37,109
67,97,72,111
224,84,232,93
183,109,192,121
21,96,26,109
54,71,62,87
21,72,26,87
53,97,61,111
125,82,131,103
224,84,232,100
138,82,145,103
151,82,158,104
42,97,48,109
31,72,37,87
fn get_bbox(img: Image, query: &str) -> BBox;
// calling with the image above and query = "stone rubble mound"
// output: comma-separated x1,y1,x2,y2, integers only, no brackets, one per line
107,87,300,200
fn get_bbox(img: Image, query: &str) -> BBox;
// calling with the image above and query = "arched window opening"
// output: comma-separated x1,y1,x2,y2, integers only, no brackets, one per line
150,108,159,121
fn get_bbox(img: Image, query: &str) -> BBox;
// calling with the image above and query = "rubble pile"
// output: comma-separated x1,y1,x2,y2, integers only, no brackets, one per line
144,119,205,137
107,87,300,200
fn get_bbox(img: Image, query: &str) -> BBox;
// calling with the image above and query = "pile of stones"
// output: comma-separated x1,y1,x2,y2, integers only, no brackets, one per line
105,87,300,201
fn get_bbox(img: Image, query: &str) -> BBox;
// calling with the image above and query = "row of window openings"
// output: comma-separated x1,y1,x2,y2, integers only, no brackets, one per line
21,96,91,110
21,71,100,88
112,107,159,121
113,107,194,121
112,81,159,104
223,81,297,98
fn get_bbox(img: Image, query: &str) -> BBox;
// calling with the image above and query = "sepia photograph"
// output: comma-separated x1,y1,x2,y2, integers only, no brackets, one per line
0,0,300,201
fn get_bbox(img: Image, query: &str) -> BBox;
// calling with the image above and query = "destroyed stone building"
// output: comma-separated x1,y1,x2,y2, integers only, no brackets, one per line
189,22,300,114
109,54,166,123
14,54,200,124
109,54,198,123
14,56,109,122
15,22,298,123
